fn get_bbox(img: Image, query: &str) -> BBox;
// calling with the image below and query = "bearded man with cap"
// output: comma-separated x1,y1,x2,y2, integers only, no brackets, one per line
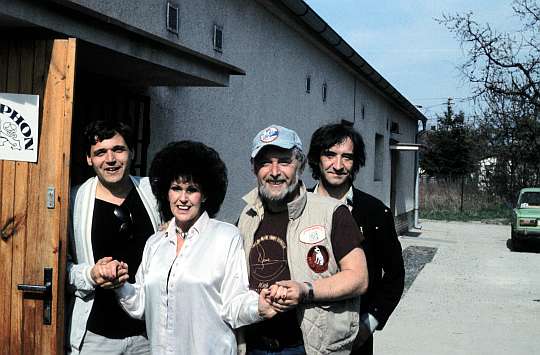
237,125,369,355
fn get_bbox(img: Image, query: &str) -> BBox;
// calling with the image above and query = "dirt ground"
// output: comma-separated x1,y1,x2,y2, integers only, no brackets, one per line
375,220,540,355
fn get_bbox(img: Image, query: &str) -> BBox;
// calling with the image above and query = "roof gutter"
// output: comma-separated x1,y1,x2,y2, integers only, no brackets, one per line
279,0,427,124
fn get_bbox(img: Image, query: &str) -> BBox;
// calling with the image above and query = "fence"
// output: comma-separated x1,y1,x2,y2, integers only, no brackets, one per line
419,176,510,221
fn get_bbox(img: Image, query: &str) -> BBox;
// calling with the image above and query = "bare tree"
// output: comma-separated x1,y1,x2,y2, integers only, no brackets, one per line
478,93,540,200
439,0,540,201
439,0,540,110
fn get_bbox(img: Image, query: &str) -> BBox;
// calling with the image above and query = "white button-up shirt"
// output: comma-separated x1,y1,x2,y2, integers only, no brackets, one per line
117,212,262,355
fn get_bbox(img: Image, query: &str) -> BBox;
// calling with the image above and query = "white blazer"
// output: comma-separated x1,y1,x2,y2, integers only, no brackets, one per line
66,176,160,354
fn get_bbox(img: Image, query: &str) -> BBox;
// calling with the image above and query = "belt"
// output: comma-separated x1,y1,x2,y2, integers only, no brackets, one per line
247,336,304,351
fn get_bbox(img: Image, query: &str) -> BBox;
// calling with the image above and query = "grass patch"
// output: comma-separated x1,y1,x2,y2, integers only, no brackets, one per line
420,207,511,224
420,178,512,224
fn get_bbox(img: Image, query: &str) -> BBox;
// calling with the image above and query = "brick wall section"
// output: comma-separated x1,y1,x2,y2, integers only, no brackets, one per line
395,211,414,235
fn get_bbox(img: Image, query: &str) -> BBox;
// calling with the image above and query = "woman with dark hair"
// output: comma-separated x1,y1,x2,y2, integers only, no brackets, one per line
115,141,276,355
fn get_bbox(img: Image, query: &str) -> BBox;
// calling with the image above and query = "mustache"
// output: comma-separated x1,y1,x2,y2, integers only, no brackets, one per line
328,169,349,176
265,177,286,183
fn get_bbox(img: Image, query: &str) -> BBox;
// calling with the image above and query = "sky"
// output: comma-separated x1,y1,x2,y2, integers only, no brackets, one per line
304,0,522,125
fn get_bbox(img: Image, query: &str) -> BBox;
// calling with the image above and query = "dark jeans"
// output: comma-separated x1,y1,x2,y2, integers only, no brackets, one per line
351,335,373,355
247,345,306,355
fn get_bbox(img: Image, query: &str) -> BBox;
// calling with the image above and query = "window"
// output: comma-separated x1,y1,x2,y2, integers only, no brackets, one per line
167,2,179,34
361,104,365,120
305,75,311,93
322,82,327,102
390,121,400,134
374,133,384,181
213,24,223,52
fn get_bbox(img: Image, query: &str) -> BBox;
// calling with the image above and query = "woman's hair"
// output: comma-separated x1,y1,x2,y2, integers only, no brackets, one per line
149,141,228,220
307,123,365,180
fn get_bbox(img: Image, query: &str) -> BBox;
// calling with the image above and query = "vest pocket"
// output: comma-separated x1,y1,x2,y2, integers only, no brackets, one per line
321,299,359,352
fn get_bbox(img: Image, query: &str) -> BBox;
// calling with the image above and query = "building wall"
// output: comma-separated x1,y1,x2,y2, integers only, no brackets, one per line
142,0,418,224
2,2,420,224
63,0,237,62
59,0,418,225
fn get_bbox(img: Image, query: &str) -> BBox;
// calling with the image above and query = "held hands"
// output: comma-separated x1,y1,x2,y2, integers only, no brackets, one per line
263,280,309,313
90,257,129,289
257,288,278,319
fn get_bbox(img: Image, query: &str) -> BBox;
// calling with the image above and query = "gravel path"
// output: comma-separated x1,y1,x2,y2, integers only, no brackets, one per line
375,220,540,355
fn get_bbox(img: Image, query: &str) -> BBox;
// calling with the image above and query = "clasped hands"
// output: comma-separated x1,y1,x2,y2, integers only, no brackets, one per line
91,259,310,318
90,257,129,289
258,280,309,319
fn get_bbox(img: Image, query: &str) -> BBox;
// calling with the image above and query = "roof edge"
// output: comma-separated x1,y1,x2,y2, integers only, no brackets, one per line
47,0,246,76
279,0,427,124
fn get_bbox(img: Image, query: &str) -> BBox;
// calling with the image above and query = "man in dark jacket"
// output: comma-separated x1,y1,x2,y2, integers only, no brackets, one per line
307,122,405,355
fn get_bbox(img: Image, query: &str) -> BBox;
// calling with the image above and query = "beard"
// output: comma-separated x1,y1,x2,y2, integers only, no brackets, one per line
258,176,299,203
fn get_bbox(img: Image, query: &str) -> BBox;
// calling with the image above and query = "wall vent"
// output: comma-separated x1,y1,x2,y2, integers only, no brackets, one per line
167,2,179,34
213,24,223,52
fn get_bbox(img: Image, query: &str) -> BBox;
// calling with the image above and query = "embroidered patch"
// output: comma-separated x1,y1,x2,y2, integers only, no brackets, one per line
299,225,326,244
260,126,279,143
307,245,329,273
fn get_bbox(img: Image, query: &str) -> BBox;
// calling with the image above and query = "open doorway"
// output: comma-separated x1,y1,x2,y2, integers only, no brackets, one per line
70,71,151,187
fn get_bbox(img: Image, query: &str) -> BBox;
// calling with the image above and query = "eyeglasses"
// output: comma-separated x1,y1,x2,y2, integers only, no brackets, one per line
113,206,133,237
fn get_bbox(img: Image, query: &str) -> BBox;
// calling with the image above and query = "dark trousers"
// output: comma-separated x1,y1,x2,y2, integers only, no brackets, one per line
350,335,373,355
247,345,306,355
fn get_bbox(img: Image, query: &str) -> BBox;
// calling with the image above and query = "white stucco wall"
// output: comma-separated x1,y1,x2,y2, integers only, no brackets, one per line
63,0,239,63
142,0,419,223
63,0,419,223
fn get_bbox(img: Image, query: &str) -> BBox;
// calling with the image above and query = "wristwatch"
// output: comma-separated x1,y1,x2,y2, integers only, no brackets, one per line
303,282,314,304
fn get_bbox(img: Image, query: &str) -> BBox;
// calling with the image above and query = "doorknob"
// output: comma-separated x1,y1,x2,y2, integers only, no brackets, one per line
17,268,52,325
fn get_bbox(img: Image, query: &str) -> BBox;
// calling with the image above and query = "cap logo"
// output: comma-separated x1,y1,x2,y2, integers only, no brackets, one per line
307,245,329,273
260,126,279,143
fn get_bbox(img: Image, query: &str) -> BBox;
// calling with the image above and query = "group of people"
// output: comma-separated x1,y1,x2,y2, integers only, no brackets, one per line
66,120,405,355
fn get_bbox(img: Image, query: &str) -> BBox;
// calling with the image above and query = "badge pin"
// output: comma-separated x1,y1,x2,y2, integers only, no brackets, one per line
307,245,329,273
299,225,326,244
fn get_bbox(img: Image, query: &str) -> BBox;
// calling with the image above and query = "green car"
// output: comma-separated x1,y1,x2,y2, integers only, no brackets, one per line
511,187,540,250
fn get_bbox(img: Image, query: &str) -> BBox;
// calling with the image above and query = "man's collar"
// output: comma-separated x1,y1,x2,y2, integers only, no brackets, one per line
243,182,308,220
313,182,354,206
286,183,308,219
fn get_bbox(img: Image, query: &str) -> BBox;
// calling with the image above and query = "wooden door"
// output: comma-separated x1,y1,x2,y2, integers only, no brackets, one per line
0,38,76,354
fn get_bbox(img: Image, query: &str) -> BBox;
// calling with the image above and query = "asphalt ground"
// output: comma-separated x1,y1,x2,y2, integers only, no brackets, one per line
374,220,540,355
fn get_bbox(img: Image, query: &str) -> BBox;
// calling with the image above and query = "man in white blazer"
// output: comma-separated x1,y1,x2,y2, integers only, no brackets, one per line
67,120,160,355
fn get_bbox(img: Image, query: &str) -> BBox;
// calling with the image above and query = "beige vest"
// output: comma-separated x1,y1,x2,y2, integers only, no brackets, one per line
238,185,360,355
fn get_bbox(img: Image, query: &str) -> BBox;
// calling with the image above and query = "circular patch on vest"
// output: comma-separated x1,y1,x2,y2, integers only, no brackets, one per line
306,245,329,273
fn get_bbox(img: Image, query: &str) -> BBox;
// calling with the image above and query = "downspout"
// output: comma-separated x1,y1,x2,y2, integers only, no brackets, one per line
414,148,421,229
414,119,426,229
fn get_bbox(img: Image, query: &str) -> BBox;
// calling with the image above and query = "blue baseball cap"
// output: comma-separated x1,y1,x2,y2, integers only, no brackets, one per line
251,125,303,158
